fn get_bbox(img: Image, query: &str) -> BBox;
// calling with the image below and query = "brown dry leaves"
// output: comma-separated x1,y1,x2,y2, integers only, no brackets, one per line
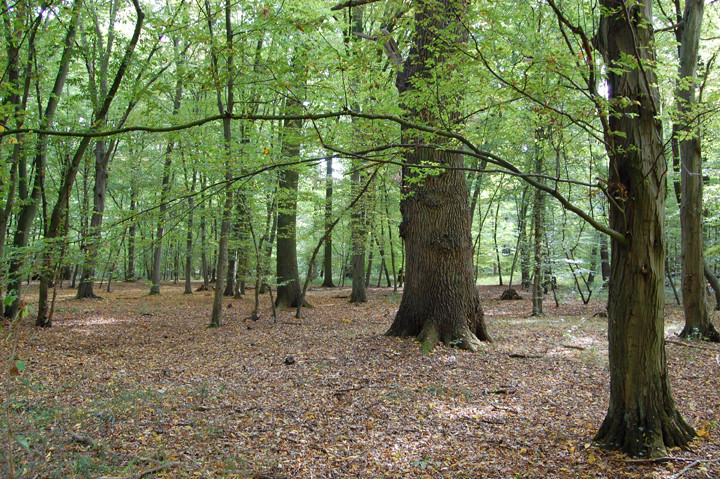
2,283,719,478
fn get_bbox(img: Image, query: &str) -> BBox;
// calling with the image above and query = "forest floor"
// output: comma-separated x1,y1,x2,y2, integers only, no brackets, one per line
1,281,719,478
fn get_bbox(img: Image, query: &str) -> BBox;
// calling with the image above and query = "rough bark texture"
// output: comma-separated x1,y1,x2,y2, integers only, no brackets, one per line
531,138,544,316
594,0,695,456
673,0,719,342
349,167,367,304
275,165,302,308
385,0,489,351
322,157,335,287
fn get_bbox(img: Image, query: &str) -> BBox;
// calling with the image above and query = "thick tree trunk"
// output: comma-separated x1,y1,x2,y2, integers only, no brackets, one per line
275,166,302,308
224,251,236,296
594,0,695,456
275,98,305,309
385,0,489,351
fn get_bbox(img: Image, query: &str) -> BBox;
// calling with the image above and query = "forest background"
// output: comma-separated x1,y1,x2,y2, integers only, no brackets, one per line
2,0,720,477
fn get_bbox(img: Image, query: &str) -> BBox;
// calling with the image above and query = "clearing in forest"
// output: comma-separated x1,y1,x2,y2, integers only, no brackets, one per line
2,282,719,478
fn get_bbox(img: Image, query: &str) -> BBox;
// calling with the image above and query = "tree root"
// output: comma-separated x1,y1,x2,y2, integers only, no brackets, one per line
416,322,483,353
666,338,720,351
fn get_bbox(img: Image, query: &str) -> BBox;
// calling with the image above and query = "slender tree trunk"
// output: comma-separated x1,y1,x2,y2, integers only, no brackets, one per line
126,188,137,281
150,40,183,295
672,0,719,341
350,166,367,303
704,262,720,310
208,0,234,327
322,157,335,287
600,233,610,283
531,137,545,316
593,0,695,456
493,202,503,286
184,171,196,294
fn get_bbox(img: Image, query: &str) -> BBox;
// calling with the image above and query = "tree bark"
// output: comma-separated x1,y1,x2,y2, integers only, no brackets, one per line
126,187,137,281
184,170,196,294
385,0,490,351
275,101,304,309
672,0,719,342
349,166,367,303
322,157,335,287
593,0,695,456
531,134,545,316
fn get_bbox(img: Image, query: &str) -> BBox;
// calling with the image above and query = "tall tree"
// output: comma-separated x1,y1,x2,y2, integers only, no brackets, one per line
150,38,184,295
384,0,490,350
672,0,720,341
321,157,335,287
207,0,234,327
76,0,121,299
36,0,144,326
3,0,81,319
275,111,304,309
593,0,695,456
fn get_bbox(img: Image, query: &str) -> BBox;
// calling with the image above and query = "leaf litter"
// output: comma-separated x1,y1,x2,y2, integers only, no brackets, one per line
2,283,718,478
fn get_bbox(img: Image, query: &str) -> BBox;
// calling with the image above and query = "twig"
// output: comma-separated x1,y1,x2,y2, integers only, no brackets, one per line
560,344,586,351
463,416,505,426
669,458,720,479
508,349,547,359
666,338,720,352
334,386,365,394
508,353,543,359
486,387,516,395
97,461,181,479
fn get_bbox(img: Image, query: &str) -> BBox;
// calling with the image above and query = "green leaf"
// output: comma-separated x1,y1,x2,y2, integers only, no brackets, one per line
14,435,30,452
15,360,26,372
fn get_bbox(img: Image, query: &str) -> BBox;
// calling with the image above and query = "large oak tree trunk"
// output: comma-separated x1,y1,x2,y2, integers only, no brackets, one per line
594,0,695,456
385,0,490,351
